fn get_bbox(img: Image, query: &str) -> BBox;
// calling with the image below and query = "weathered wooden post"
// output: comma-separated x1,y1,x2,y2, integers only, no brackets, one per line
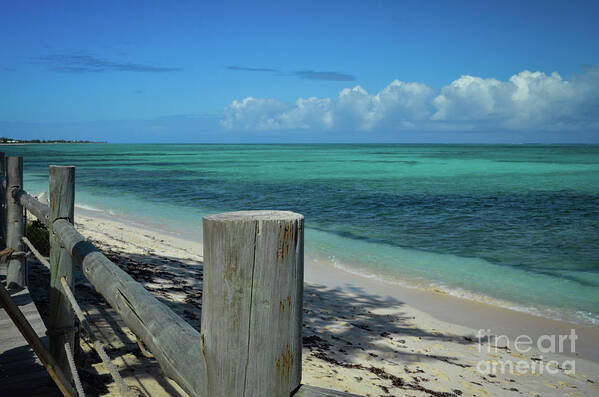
6,156,26,288
0,152,6,249
49,165,76,382
202,210,304,397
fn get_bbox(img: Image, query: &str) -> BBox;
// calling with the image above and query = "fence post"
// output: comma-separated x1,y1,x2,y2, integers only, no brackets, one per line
202,210,304,397
0,152,5,249
49,165,76,382
6,156,26,288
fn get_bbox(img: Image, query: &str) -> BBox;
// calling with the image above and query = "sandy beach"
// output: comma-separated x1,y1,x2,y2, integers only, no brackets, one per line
24,207,599,396
6,1,599,395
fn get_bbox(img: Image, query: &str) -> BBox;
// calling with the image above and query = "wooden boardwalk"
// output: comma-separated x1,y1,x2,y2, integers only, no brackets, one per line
0,268,60,396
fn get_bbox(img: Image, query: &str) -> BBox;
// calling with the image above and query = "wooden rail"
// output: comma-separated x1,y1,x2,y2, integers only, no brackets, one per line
22,235,132,395
0,154,359,397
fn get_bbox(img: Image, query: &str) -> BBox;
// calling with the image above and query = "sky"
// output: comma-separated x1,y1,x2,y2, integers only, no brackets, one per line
1,0,599,143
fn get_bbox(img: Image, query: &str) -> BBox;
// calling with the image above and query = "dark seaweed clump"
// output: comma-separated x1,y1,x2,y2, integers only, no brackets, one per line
26,220,49,256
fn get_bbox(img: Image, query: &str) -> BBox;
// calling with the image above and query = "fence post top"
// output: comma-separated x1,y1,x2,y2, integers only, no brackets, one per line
204,210,303,223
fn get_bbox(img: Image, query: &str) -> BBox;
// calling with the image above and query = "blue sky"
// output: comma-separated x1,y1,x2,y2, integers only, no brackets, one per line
1,0,599,143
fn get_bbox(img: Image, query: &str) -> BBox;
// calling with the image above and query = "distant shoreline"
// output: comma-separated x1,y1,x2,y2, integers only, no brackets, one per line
0,142,105,145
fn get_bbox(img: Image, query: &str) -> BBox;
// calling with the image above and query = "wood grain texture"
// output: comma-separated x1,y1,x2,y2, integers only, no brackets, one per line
17,184,207,396
202,210,304,397
15,175,359,396
6,156,25,288
16,189,50,227
0,152,5,249
51,218,207,397
0,265,72,396
49,165,76,382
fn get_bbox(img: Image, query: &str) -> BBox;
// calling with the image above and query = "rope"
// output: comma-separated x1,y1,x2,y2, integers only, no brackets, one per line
0,247,28,263
21,237,50,269
65,341,85,397
135,337,154,358
60,277,131,396
22,236,131,396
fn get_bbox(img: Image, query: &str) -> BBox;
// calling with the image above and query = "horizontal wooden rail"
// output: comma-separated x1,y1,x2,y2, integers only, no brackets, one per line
11,174,359,396
15,188,207,397
23,236,131,396
14,189,51,227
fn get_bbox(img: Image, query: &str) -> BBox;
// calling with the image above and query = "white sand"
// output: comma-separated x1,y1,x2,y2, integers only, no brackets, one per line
54,209,599,396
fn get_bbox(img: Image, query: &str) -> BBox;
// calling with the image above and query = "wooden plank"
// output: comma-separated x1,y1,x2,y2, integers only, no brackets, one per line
6,156,25,288
0,269,71,396
48,165,76,382
202,210,304,397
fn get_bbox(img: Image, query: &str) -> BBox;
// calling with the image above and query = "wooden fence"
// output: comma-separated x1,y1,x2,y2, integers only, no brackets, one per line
0,154,356,397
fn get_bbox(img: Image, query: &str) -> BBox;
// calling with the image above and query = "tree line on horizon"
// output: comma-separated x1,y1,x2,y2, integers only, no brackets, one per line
0,137,103,144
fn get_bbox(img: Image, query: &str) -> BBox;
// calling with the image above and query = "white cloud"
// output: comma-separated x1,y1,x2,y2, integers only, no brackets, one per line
432,75,506,121
219,97,290,130
278,97,334,130
220,67,599,132
335,81,434,130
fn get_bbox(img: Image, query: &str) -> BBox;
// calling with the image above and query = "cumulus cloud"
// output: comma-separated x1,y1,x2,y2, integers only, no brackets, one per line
221,67,599,133
219,97,291,130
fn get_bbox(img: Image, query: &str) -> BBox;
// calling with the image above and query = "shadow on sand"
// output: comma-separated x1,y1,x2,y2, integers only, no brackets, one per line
25,245,483,396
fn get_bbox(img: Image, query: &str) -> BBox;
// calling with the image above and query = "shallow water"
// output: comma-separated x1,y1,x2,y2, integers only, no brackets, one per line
5,143,599,325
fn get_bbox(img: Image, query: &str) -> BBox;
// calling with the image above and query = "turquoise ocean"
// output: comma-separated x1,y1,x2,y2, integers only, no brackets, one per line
4,144,599,325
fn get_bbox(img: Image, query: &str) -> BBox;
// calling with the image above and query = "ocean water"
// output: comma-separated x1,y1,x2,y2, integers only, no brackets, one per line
4,144,599,325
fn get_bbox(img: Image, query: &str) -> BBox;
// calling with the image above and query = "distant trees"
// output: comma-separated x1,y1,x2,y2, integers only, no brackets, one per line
0,137,102,144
